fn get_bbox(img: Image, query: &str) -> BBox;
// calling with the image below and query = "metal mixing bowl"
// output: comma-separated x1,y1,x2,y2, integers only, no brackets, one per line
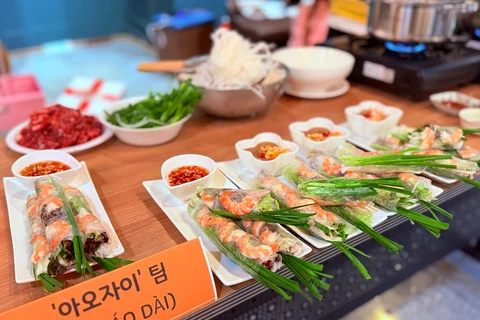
183,63,289,118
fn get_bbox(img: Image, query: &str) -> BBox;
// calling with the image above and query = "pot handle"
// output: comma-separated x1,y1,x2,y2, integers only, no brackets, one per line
446,0,479,13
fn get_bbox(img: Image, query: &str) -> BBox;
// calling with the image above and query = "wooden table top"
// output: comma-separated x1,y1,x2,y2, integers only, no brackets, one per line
1,83,479,313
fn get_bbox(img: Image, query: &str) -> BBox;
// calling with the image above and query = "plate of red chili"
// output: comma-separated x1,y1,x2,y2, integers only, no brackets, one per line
6,105,113,154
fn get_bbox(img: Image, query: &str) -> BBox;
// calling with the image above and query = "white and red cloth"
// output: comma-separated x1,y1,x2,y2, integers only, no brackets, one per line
56,77,126,114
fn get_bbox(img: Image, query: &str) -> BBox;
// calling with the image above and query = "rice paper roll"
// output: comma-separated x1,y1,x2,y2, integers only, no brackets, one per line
455,146,480,163
27,195,52,276
197,188,304,256
189,195,281,270
199,188,273,215
35,179,75,275
412,150,478,177
416,125,465,150
341,165,426,175
283,163,374,208
307,155,344,176
257,175,353,242
344,171,418,210
380,173,435,202
63,186,111,258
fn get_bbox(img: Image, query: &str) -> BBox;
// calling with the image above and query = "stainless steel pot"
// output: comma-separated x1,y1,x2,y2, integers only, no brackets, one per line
368,0,479,43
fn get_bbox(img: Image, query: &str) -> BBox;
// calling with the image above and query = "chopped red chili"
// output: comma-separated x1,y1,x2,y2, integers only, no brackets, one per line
168,165,210,186
20,160,71,177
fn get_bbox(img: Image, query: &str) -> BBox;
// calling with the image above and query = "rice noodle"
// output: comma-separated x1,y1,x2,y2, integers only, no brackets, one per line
189,29,274,98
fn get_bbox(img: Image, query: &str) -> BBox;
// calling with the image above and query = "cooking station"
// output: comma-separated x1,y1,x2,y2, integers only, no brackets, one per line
327,35,480,100
327,0,480,101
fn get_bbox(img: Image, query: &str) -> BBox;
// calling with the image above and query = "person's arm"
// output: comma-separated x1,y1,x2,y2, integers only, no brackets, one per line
288,0,330,47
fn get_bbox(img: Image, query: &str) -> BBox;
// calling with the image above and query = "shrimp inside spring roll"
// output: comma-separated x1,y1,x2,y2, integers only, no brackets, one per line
198,187,304,256
35,179,75,275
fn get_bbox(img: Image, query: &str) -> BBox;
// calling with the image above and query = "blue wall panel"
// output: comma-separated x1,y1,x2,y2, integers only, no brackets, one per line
0,0,223,50
0,0,127,49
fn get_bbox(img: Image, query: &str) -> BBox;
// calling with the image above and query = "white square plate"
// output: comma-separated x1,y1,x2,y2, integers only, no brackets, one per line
3,162,125,283
338,122,457,184
143,169,312,286
217,159,389,248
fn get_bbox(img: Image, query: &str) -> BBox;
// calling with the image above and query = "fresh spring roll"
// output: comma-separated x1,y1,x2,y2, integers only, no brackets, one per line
409,125,465,150
197,187,304,256
378,172,436,202
189,195,282,270
342,171,417,211
448,146,480,164
257,175,352,241
283,162,373,208
35,179,75,275
63,187,111,258
373,125,414,149
307,154,344,176
27,195,52,276
412,150,478,177
307,152,426,176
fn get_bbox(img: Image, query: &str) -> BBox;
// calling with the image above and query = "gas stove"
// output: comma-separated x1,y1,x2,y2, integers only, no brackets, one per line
326,36,480,101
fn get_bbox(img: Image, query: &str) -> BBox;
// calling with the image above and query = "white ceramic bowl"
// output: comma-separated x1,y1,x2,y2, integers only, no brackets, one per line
273,47,355,93
99,96,191,146
161,154,216,201
459,108,480,135
345,100,403,140
11,150,82,190
289,118,349,156
235,132,299,176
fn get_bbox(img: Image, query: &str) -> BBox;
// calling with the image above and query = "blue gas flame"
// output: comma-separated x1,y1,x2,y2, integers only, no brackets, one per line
385,42,427,53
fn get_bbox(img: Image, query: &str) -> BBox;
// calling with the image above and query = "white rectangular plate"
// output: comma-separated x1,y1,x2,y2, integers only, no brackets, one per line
3,162,125,283
143,169,312,286
338,122,457,184
217,160,389,248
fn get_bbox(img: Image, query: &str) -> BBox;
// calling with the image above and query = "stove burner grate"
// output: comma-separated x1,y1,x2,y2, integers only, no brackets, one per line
384,41,427,53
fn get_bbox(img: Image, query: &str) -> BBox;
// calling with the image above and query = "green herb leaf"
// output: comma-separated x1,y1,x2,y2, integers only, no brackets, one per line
280,253,332,300
106,80,202,129
210,205,314,228
94,258,118,272
325,206,403,254
38,273,63,293
330,242,371,279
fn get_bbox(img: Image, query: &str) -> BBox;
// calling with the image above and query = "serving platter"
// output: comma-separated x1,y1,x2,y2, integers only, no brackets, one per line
338,122,457,184
3,162,125,283
6,120,114,154
143,169,312,286
217,159,390,248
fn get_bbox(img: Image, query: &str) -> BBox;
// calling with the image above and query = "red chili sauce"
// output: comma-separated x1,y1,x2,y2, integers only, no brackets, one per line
168,165,210,186
20,160,71,177
441,100,467,110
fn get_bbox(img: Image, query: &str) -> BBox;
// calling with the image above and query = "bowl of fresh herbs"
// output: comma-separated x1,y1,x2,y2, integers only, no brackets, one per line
100,80,202,146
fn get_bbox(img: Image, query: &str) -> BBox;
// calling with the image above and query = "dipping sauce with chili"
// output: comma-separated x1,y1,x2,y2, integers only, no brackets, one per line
304,127,343,142
441,100,468,110
246,142,289,161
20,160,71,177
360,108,387,121
168,165,210,186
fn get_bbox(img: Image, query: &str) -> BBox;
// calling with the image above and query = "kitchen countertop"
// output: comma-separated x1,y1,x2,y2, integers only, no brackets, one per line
0,83,479,314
